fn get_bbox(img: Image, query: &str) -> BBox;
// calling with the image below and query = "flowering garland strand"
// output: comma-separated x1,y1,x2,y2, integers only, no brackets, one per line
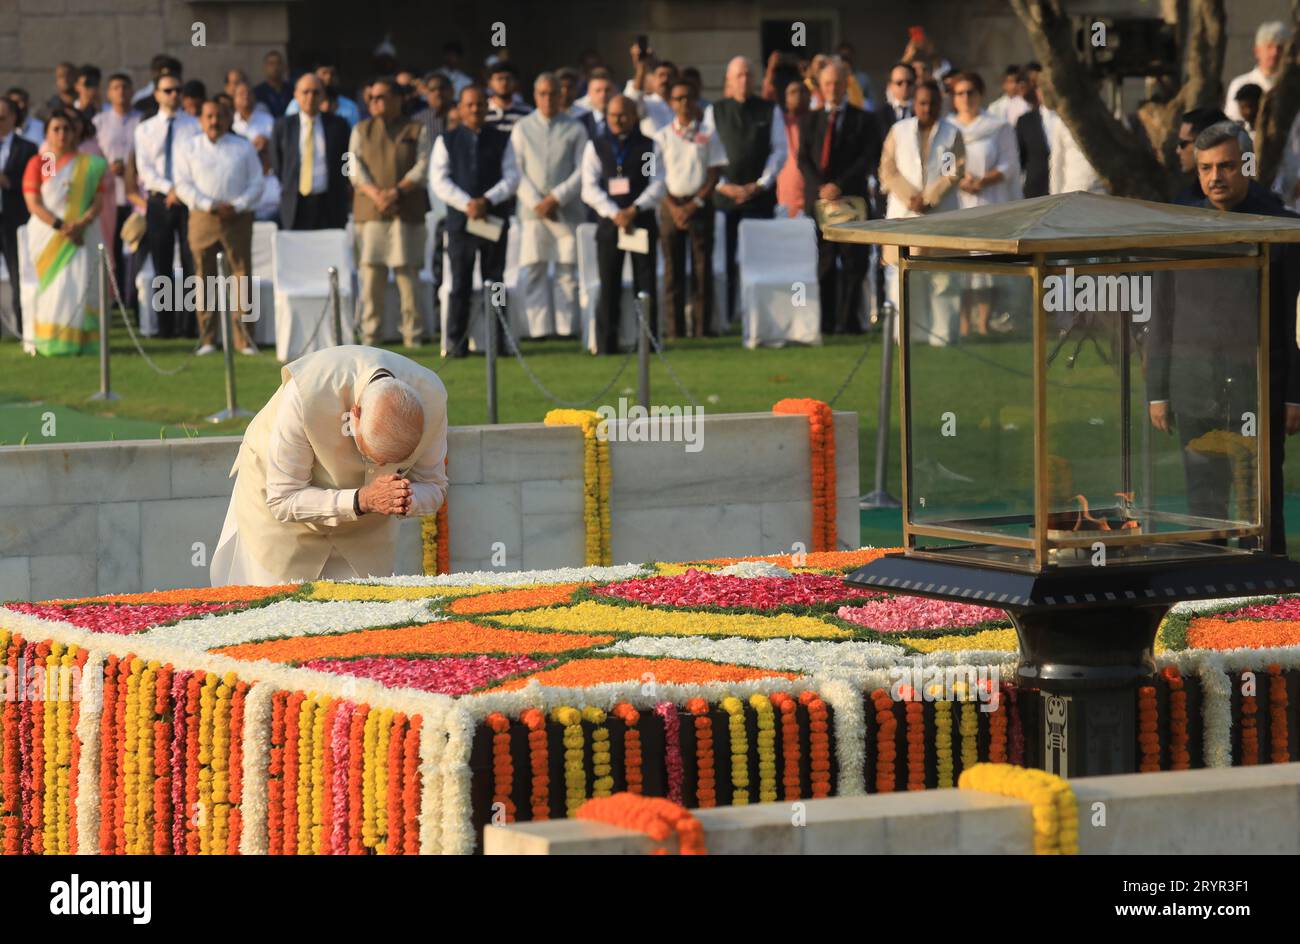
1138,686,1161,772
905,700,926,791
871,689,897,793
800,691,832,798
719,697,750,804
584,707,614,798
769,692,801,801
421,456,451,575
1269,664,1289,764
551,706,586,816
611,703,643,795
544,409,612,565
1240,677,1259,766
1003,683,1025,766
773,398,837,552
959,763,1079,855
486,712,515,824
576,793,706,855
520,708,549,819
748,694,777,803
1162,667,1190,770
933,696,954,788
686,698,716,807
654,702,684,805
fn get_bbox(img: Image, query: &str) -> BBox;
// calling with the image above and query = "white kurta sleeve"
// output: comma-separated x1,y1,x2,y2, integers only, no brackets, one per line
232,140,265,212
581,139,619,219
484,139,521,206
264,379,361,525
757,104,787,190
429,135,471,212
552,127,587,206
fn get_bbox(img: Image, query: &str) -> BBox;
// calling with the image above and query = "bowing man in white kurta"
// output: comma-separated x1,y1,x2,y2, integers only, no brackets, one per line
510,73,589,338
210,345,448,586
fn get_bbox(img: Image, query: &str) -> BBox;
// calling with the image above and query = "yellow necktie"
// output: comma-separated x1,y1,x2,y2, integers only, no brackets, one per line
299,115,314,197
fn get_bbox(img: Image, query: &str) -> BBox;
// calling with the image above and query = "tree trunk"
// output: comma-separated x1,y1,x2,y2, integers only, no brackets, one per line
1008,0,1226,200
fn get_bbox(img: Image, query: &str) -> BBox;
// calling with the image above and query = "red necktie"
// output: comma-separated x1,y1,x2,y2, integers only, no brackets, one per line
820,111,835,175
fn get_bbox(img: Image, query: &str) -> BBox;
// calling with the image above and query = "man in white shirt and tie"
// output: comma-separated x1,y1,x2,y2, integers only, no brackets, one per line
510,73,588,338
175,99,264,356
134,74,201,338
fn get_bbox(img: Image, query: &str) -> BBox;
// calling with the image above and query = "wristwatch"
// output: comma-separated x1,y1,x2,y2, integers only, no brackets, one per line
51,217,63,231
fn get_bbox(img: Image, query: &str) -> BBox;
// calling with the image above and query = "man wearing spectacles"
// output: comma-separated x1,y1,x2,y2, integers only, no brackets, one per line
133,74,201,339
877,62,916,139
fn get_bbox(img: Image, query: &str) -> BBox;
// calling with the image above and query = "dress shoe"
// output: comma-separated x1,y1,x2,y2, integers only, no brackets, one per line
195,344,218,356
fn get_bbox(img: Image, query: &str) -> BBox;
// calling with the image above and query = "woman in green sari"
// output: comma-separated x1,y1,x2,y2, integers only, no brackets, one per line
21,109,108,355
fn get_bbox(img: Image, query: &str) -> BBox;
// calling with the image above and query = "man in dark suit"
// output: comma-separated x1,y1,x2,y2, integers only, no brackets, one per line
1015,85,1050,199
1148,122,1300,555
0,97,38,338
798,60,881,335
876,62,915,140
269,74,351,230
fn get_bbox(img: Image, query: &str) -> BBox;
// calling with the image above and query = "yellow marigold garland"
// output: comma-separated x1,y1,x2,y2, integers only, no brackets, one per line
122,659,141,854
544,409,612,565
374,707,392,853
584,707,613,798
748,694,778,803
959,763,1079,855
198,673,216,855
43,645,58,853
55,645,74,854
933,695,954,788
959,700,980,773
720,696,750,804
420,456,451,575
552,706,586,816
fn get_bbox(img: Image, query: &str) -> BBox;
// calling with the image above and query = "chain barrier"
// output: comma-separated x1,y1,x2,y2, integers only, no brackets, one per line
104,254,192,377
630,301,702,410
826,327,877,408
490,303,636,409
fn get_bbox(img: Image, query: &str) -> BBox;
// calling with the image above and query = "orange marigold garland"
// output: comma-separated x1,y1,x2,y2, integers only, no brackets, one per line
487,712,516,824
347,703,368,854
800,690,832,798
773,398,838,552
153,666,173,855
1162,667,1190,770
871,689,897,793
402,717,421,854
521,708,550,820
987,685,1009,764
612,703,643,795
267,690,286,855
1268,664,1289,764
385,712,407,854
1138,685,1161,772
686,698,715,808
904,698,926,791
1240,674,1259,767
577,792,707,855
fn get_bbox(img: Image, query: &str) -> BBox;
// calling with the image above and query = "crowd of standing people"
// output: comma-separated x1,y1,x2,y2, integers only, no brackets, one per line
0,21,1293,359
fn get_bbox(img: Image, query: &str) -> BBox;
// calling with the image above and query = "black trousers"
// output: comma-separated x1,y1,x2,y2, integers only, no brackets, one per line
721,195,774,324
0,222,21,336
291,192,344,231
445,225,508,355
596,213,658,354
660,208,712,338
145,193,195,338
817,237,869,335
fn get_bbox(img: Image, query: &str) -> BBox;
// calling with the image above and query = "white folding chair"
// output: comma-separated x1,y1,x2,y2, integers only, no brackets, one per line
736,218,822,349
271,229,354,363
250,221,278,345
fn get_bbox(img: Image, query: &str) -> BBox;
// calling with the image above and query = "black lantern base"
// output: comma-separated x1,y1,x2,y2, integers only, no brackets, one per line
845,551,1300,778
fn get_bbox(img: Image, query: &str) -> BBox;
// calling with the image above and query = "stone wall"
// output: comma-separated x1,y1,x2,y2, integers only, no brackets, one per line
0,410,858,601
485,762,1300,854
0,0,290,103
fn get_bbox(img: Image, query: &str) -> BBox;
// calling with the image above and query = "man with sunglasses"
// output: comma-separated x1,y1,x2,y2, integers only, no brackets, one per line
133,74,200,338
211,345,448,585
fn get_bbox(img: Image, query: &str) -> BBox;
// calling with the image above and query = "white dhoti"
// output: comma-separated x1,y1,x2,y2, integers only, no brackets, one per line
210,498,361,586
518,217,579,338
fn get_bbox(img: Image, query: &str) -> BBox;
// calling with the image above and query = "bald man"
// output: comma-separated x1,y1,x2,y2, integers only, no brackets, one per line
704,56,786,329
269,73,353,229
211,345,448,585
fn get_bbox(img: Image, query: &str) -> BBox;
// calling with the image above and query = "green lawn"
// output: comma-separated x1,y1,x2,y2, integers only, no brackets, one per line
4,325,1298,550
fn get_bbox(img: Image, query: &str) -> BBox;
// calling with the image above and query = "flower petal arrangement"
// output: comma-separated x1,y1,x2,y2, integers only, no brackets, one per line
1,548,1297,856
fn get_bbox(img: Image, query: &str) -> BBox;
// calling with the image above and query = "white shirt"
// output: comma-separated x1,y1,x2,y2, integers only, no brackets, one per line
297,112,329,194
1225,66,1275,122
264,377,447,526
0,132,11,214
579,136,666,219
623,82,673,136
93,108,141,206
233,108,274,147
988,94,1030,129
174,131,265,213
1048,115,1104,195
134,109,201,194
653,118,727,197
428,131,521,211
700,102,788,191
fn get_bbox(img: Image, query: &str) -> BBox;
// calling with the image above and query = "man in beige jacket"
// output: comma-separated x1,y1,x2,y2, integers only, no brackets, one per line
210,345,448,585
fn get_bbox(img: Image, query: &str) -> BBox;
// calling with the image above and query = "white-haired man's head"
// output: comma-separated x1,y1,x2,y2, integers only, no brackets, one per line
1254,21,1292,76
725,56,753,100
351,378,425,465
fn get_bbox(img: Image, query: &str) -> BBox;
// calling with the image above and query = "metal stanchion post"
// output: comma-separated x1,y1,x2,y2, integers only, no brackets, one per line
89,244,119,402
636,290,650,410
206,252,253,423
861,301,900,509
485,290,498,424
328,266,343,345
